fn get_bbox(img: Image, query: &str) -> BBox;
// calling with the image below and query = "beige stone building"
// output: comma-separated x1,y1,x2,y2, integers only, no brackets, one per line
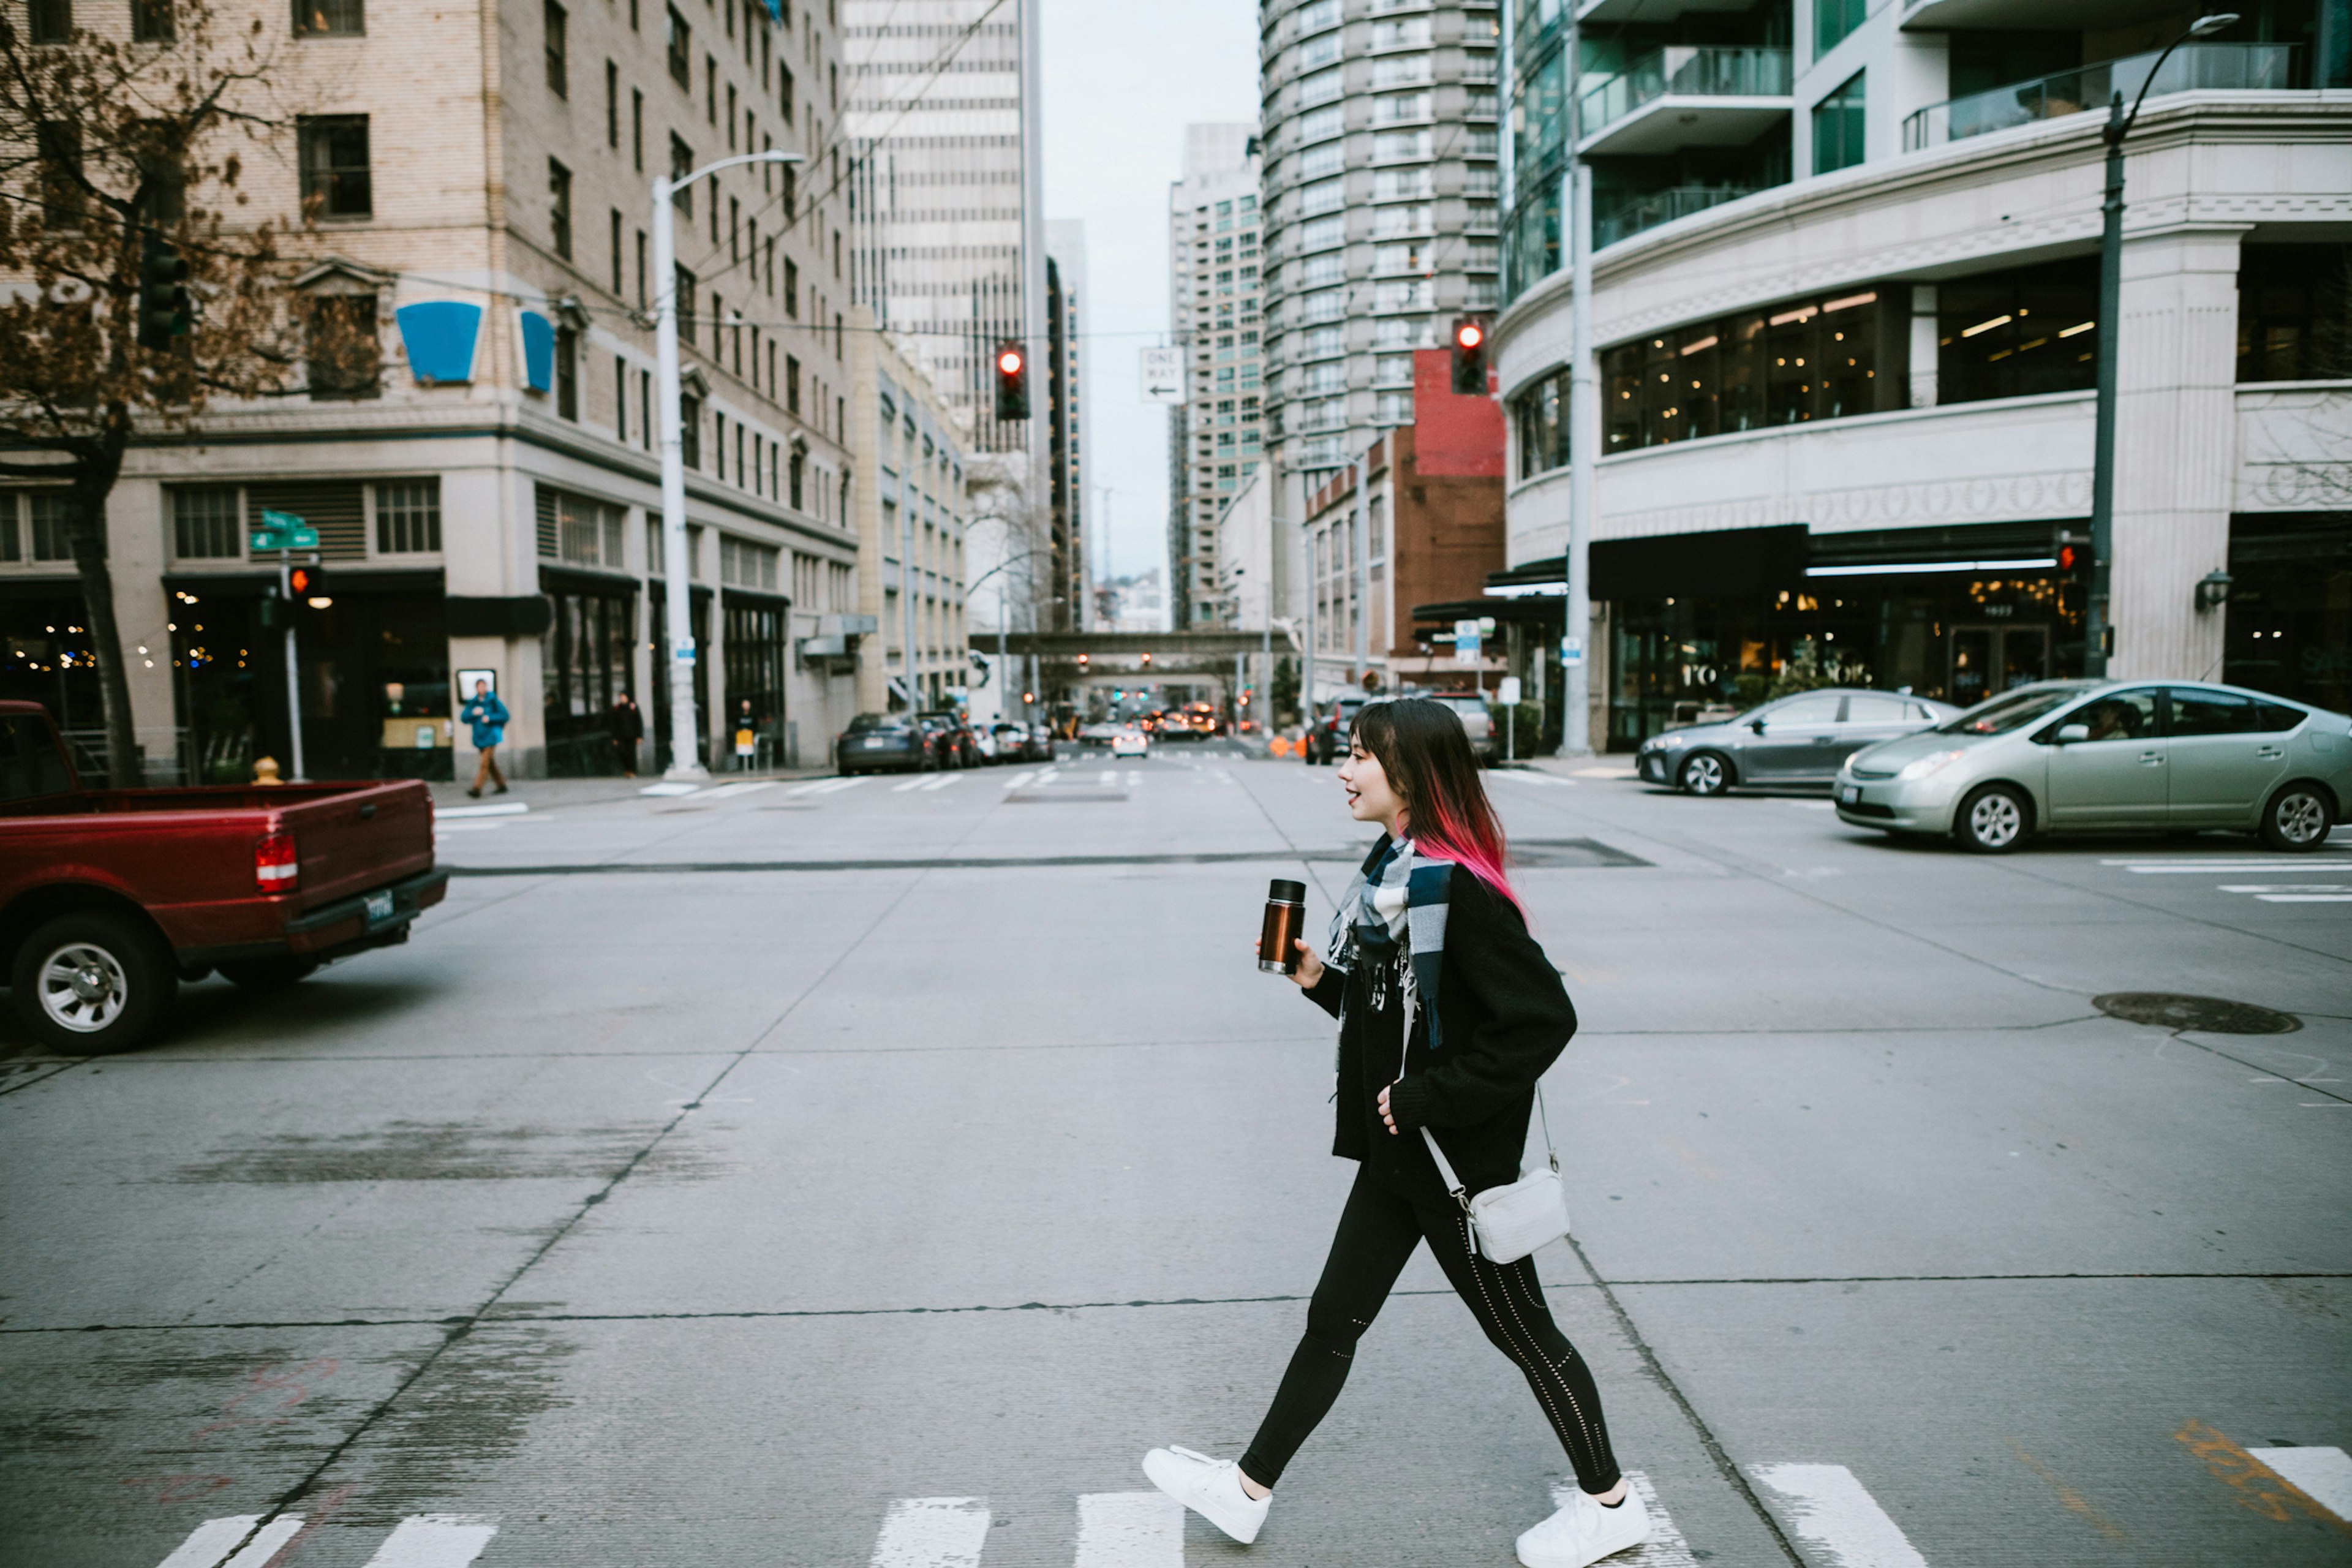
4,0,868,780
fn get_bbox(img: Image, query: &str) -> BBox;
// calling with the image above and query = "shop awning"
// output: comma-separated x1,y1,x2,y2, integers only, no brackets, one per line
1487,526,1807,601
1410,595,1564,627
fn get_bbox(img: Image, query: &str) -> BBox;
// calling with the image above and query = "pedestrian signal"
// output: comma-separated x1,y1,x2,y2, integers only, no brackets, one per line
1450,317,1488,396
288,564,332,608
993,341,1030,421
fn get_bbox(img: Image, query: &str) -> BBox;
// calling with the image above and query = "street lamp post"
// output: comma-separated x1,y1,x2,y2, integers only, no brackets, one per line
652,149,804,780
2084,13,2237,679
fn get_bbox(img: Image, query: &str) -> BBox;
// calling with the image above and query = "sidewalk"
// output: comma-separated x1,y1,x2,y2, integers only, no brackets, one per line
1513,750,1637,782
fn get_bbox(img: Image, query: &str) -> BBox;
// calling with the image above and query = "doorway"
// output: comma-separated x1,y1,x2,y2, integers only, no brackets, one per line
1949,624,2049,709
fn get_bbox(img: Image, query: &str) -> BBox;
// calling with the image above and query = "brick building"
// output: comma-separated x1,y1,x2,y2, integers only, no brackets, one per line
4,0,866,780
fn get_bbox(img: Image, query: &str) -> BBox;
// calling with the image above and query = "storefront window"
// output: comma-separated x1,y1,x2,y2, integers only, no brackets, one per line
1512,368,1569,478
542,575,637,776
722,594,788,767
2224,511,2351,714
2236,243,2351,383
1604,284,1886,451
1937,257,2098,404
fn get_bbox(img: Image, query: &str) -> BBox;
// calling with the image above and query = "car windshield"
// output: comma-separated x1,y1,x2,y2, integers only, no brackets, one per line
1431,696,1484,716
1937,687,2081,736
846,714,902,733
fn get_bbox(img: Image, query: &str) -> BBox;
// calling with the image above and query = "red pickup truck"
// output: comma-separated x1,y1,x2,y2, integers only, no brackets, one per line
0,701,447,1054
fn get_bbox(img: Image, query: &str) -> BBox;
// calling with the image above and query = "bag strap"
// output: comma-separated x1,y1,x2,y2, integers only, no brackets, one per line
1417,1084,1558,1213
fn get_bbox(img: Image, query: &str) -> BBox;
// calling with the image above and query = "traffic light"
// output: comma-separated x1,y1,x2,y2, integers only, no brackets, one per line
1450,317,1488,395
992,341,1029,421
1140,650,1152,668
138,231,192,352
287,563,331,609
2056,530,2094,583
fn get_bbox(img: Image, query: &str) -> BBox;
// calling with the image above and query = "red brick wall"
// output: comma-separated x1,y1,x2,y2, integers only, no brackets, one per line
1384,428,1504,660
1411,347,1504,477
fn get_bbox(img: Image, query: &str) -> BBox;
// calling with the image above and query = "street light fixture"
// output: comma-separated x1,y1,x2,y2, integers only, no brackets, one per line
2083,12,2236,678
651,148,805,780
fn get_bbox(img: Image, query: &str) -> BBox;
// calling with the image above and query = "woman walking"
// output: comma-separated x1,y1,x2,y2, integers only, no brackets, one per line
1142,698,1648,1567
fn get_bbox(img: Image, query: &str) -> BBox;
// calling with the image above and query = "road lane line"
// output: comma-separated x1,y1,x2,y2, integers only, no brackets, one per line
2249,1447,2352,1521
786,778,840,795
2256,894,2352,902
156,1517,305,1568
892,775,931,792
1548,1472,1695,1567
639,782,703,796
1747,1463,1928,1568
2219,884,2351,893
919,774,961,792
1099,770,1118,785
1003,771,1036,789
869,1497,990,1568
698,781,778,801
806,776,872,795
1126,771,1143,786
360,1515,500,1567
1073,1491,1183,1568
437,802,529,818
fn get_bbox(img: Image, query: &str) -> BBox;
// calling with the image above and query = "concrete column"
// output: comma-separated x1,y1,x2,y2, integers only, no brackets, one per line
1908,285,1939,409
108,480,179,781
2108,225,2245,683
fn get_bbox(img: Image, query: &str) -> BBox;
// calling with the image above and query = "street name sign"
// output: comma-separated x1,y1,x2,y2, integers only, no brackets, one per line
251,509,319,552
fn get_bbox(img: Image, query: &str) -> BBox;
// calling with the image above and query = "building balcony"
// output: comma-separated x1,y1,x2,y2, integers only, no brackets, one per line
1898,0,2180,28
1902,43,2297,151
1594,183,1764,249
1577,0,1761,18
1576,46,1792,157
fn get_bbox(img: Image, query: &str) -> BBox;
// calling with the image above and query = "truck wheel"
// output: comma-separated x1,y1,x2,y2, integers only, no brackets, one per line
219,956,322,991
2259,781,2334,853
12,910,178,1055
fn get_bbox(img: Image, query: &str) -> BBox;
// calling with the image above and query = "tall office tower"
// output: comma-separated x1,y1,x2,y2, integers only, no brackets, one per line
1257,0,1502,488
843,0,1036,453
1166,124,1265,630
1046,221,1090,632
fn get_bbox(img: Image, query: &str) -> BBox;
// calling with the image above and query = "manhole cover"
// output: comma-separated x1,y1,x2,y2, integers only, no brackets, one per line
2094,993,2302,1035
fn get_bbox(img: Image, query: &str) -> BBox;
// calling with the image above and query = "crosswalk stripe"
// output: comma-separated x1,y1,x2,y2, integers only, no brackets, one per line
697,781,777,801
1099,770,1118,785
1493,771,1575,787
920,774,961,792
156,1517,305,1568
1004,771,1037,789
785,778,837,795
639,782,703,797
2249,1446,2352,1520
805,776,871,796
1073,1491,1183,1568
2255,894,2352,902
892,775,930,793
1126,771,1143,787
869,1497,992,1568
1549,1472,1694,1567
360,1515,500,1568
1747,1463,1927,1568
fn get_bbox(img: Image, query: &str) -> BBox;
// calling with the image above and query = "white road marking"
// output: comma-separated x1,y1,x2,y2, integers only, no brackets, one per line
786,778,842,795
639,782,702,796
697,780,777,801
1003,771,1036,789
803,776,872,796
1073,1490,1184,1568
1099,770,1118,785
1492,771,1575,787
1036,769,1060,784
2256,894,2352,902
2250,1446,2352,1520
361,1515,500,1567
892,775,932,793
919,773,961,792
437,802,529,818
1126,771,1144,786
869,1497,991,1568
1747,1463,1928,1568
156,1517,305,1568
2101,857,2352,873
2218,885,2352,893
1548,1472,1695,1567
434,822,506,833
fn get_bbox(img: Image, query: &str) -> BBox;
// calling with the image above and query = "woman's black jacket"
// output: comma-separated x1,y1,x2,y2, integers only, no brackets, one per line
1303,852,1578,1202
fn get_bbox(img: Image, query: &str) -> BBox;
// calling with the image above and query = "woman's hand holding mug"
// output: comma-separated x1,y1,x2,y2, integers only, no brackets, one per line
1287,939,1323,990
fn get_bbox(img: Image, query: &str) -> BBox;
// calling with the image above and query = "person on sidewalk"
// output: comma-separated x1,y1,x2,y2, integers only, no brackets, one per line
1141,698,1648,1568
460,679,510,798
609,693,645,778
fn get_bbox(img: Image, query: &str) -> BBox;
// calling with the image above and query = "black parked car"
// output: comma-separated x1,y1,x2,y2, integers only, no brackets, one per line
1635,688,1961,794
916,710,983,768
838,713,929,774
1302,695,1387,765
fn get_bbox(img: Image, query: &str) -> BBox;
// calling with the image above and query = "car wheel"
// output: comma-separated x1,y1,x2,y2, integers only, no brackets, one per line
219,956,322,991
2260,781,2334,853
1956,783,2030,854
1678,751,1731,796
11,909,177,1055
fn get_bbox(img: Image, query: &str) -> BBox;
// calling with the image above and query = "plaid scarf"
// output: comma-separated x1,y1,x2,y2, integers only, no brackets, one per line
1325,834,1455,1054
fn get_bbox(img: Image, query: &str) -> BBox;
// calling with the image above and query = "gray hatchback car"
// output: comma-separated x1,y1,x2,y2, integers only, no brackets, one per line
1636,688,1961,794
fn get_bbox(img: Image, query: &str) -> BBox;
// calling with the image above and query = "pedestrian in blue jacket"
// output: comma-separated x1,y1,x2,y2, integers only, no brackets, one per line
460,679,510,797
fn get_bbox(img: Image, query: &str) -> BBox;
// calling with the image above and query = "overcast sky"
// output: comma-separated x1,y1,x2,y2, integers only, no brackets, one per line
1041,0,1259,585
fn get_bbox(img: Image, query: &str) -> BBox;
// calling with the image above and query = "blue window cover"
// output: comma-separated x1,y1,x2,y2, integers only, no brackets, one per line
755,0,780,18
519,310,555,393
394,301,483,385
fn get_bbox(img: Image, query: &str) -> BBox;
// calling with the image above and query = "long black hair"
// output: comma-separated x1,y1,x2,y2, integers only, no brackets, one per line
1350,698,1521,913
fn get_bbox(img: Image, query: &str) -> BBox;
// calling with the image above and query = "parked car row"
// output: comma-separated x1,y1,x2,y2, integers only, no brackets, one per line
1299,691,1498,765
1629,680,2348,855
835,713,1055,775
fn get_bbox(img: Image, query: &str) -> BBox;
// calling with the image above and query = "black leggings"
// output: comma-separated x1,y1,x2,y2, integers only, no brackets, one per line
1240,1167,1621,1495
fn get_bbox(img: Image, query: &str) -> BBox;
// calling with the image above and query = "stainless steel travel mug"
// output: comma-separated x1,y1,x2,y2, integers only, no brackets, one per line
1259,878,1307,974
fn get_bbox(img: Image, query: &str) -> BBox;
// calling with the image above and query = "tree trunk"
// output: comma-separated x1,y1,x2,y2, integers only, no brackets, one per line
70,426,140,789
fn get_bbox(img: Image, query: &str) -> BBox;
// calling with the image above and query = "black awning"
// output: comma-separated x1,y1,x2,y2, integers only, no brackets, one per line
1806,519,2064,573
1484,526,1809,601
1411,595,1564,626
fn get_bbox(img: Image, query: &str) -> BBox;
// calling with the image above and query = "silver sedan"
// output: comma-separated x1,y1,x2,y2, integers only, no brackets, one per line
1636,688,1960,794
1834,679,2352,853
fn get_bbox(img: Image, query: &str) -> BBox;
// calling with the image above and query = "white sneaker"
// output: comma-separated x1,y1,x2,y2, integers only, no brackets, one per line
1516,1483,1650,1568
1141,1445,1272,1545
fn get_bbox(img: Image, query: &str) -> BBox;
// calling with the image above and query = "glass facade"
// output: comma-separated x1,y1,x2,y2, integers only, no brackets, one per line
2236,243,2352,382
1603,284,1893,451
541,573,638,777
1936,257,2098,404
1511,366,1568,478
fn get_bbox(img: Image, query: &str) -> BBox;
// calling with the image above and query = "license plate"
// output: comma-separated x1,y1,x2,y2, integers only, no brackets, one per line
1837,785,1860,805
862,738,889,747
364,890,396,925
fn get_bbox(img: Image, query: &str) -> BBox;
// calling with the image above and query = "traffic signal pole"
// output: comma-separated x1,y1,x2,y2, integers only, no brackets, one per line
280,551,307,783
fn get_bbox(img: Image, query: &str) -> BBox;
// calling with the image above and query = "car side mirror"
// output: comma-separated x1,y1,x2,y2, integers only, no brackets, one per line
1749,718,1767,734
2054,723,2090,745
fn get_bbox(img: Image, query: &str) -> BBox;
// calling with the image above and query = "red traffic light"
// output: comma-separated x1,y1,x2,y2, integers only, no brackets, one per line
2058,545,2078,571
1455,321,1484,350
997,347,1024,375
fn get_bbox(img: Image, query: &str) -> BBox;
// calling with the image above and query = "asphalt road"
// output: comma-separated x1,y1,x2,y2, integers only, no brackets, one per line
4,744,2349,1568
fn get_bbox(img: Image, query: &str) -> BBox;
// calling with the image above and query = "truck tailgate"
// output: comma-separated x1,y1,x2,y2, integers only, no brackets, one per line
277,782,435,911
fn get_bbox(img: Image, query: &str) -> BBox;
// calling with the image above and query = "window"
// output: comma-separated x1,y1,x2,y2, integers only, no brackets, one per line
2236,243,2352,383
632,88,645,170
549,159,573,258
1939,257,2098,405
306,293,380,399
669,135,694,213
375,480,442,553
675,265,696,345
554,324,578,419
545,0,568,96
133,0,174,43
785,354,800,414
606,60,620,145
679,394,702,467
789,447,805,509
706,56,717,123
615,353,627,441
1814,0,1866,59
1843,693,1910,724
1602,284,1888,451
1812,70,1865,175
29,494,74,561
635,229,647,307
293,0,363,34
298,115,371,218
780,61,794,124
609,209,624,293
28,0,71,43
726,83,737,148
36,122,81,229
783,257,798,316
665,4,691,86
1512,367,1567,478
173,488,241,559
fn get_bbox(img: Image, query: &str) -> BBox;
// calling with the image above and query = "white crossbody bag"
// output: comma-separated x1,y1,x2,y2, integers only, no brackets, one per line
1419,1093,1571,1265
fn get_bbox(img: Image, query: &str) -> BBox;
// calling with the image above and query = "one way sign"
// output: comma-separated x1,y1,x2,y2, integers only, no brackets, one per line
1140,346,1183,405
